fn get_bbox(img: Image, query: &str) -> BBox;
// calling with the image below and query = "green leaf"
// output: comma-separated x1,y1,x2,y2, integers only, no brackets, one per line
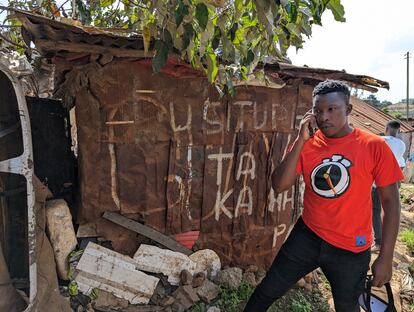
327,0,345,22
67,265,75,280
195,3,209,31
212,26,221,50
152,40,169,73
226,78,235,97
246,49,254,65
89,288,99,300
287,3,298,23
68,281,79,296
100,0,115,8
162,29,173,49
175,0,189,27
233,27,245,45
206,51,218,83
235,0,243,20
229,23,238,41
241,13,257,27
182,23,194,50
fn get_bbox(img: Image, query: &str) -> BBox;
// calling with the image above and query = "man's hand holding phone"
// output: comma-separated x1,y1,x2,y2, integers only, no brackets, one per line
298,110,317,142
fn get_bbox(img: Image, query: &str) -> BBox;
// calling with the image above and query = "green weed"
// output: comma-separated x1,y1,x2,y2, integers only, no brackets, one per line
400,229,414,255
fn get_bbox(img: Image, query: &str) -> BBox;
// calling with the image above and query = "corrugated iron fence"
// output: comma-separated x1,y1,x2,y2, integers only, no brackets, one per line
70,60,312,267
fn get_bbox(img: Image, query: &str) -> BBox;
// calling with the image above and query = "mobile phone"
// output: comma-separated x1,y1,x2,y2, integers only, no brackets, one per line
308,123,314,137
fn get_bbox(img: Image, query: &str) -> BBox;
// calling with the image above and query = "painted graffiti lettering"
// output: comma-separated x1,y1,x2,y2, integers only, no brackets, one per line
168,97,291,136
208,148,296,221
169,102,192,133
208,148,234,220
236,152,256,181
268,185,295,212
203,98,223,135
233,100,252,131
253,101,267,130
272,224,287,247
235,186,253,218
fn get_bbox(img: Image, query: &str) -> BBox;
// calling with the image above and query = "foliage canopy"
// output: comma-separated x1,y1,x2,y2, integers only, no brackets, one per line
2,0,345,90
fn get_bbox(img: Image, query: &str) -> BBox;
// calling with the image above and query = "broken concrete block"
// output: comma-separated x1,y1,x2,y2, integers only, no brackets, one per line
242,272,257,287
45,199,78,280
75,242,159,304
160,296,175,307
304,283,313,292
93,290,129,310
172,285,199,310
245,265,259,274
207,307,221,312
196,280,219,303
189,249,221,278
133,245,198,286
180,269,193,285
216,267,243,289
76,222,98,238
192,272,206,288
296,278,306,288
255,268,266,284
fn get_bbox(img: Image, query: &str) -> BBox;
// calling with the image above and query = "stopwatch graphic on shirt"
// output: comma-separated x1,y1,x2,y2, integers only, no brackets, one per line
310,154,352,199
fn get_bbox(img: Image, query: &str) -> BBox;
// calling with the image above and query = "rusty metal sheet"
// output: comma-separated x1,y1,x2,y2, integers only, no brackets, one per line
64,60,311,267
228,87,297,133
232,132,269,233
75,89,106,222
166,144,204,234
349,97,413,135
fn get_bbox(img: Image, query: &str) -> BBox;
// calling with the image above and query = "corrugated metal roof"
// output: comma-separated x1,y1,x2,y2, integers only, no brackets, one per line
13,9,390,92
349,97,413,134
16,9,146,52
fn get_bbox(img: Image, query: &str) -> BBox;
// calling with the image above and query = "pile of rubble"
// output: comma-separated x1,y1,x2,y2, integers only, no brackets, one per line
69,241,271,312
42,198,279,312
42,195,321,312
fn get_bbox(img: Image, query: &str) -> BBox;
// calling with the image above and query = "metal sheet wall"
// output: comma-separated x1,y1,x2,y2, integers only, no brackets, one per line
71,60,312,267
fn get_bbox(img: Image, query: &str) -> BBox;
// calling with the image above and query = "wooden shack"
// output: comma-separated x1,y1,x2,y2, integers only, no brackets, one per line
16,10,393,267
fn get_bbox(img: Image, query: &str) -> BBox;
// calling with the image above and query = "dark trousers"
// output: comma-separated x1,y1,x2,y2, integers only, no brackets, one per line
371,187,382,245
244,218,371,312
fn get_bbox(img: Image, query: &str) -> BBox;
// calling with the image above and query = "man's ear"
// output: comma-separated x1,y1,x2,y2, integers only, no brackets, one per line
346,104,353,115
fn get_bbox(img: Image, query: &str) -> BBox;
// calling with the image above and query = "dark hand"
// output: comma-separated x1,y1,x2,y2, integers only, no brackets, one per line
298,110,317,142
371,256,393,287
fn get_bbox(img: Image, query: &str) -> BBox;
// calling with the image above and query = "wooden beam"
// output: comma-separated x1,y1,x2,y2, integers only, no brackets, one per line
35,39,150,58
103,212,192,255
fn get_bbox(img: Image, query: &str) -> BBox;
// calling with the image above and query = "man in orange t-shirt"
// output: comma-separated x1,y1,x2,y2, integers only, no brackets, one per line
244,80,402,312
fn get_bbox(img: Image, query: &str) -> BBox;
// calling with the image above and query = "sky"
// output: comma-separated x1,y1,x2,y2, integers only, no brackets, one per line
1,0,412,103
287,0,414,103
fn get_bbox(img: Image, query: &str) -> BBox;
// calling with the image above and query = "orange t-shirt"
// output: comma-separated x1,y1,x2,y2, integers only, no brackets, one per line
296,128,404,252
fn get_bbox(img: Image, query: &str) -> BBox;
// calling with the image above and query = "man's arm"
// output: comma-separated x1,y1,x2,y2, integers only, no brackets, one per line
372,183,400,287
272,112,315,193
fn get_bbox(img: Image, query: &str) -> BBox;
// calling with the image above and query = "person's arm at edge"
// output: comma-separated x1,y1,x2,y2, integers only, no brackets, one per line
272,112,315,193
372,183,400,287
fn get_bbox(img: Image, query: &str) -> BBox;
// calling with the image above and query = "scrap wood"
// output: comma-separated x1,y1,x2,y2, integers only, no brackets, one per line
103,212,192,255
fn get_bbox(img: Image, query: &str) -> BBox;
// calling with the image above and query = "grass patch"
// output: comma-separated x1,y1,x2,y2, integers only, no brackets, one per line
400,229,414,256
269,288,329,312
190,282,329,312
191,282,254,312
318,272,331,292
